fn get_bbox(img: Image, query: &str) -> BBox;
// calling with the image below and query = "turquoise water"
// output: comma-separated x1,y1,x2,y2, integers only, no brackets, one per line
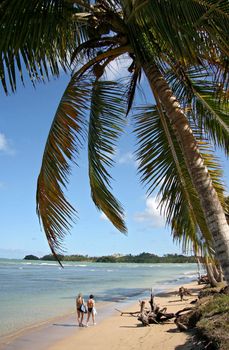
0,259,199,337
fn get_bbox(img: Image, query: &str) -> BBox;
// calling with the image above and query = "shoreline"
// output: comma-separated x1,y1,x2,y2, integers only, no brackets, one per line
0,280,203,350
0,276,196,341
0,301,113,350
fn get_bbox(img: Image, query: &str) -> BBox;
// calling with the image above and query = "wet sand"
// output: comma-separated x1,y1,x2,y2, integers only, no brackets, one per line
0,302,112,350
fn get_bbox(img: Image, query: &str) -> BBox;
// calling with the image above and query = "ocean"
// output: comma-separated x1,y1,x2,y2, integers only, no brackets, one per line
0,259,199,338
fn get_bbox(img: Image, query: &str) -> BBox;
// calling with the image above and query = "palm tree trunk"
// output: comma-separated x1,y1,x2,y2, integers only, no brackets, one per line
143,63,229,285
196,256,201,284
218,265,224,283
212,263,220,282
206,262,218,287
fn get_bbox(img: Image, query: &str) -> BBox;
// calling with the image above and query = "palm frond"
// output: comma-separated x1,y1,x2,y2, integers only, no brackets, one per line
191,83,229,155
0,0,89,93
166,66,229,156
72,45,130,78
36,74,92,259
127,0,229,67
70,36,119,65
134,103,226,255
88,80,127,232
134,104,206,252
126,65,141,116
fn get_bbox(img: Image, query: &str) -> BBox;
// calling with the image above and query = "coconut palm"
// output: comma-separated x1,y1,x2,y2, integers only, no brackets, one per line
1,1,229,281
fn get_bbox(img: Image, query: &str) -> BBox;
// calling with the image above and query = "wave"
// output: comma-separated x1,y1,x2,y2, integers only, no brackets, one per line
22,262,32,265
40,263,58,266
160,274,197,285
183,270,198,275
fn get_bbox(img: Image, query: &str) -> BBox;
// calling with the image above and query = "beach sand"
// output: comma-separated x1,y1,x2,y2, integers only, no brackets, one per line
0,281,203,350
47,281,202,350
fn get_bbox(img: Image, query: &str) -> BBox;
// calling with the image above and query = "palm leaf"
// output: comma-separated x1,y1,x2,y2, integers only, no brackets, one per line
127,0,229,67
191,83,229,155
0,0,89,93
134,103,226,255
134,104,205,252
88,80,127,232
126,65,141,116
166,66,229,156
36,74,92,259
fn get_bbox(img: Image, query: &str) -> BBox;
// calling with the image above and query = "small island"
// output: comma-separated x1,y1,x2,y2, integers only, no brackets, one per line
24,254,40,260
23,252,196,263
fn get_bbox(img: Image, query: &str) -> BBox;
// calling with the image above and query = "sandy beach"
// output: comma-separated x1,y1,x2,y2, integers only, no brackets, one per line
0,281,203,350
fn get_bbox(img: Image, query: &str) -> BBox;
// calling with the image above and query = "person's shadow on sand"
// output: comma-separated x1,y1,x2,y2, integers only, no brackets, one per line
53,323,77,327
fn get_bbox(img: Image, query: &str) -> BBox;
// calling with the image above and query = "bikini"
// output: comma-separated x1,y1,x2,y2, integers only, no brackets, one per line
77,297,84,311
87,299,94,313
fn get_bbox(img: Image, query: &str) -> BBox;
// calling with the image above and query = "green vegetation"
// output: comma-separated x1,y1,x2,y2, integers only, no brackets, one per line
96,253,196,263
197,294,229,350
24,252,196,263
24,255,39,260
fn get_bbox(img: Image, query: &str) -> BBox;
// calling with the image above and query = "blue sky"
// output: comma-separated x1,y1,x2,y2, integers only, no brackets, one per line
1,60,228,259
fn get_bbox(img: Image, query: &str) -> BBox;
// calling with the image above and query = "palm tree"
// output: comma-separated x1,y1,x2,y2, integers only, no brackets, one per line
225,196,229,224
1,1,229,281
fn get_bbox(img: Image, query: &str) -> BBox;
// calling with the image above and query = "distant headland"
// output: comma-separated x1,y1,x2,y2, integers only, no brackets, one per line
23,253,196,263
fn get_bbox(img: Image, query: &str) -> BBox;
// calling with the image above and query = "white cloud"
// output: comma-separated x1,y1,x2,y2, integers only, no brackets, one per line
0,133,8,151
134,196,166,228
0,133,14,155
114,149,138,167
118,151,134,164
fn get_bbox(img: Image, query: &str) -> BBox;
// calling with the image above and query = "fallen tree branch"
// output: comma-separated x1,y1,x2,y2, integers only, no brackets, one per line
175,307,195,317
115,308,140,316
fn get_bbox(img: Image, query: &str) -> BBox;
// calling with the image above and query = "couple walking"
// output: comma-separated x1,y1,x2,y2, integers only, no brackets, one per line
76,293,96,327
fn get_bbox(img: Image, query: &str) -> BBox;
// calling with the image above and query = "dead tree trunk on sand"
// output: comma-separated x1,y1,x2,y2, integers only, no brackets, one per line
116,287,195,329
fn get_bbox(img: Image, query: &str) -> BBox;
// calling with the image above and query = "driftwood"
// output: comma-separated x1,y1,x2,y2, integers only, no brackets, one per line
175,307,195,317
149,293,175,321
173,292,219,331
178,286,192,301
174,318,188,331
116,287,195,330
174,307,201,331
116,291,176,327
137,300,158,326
198,274,209,285
115,309,140,316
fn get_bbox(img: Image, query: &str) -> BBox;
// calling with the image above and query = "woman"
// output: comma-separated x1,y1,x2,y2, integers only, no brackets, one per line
86,294,96,326
76,293,85,327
